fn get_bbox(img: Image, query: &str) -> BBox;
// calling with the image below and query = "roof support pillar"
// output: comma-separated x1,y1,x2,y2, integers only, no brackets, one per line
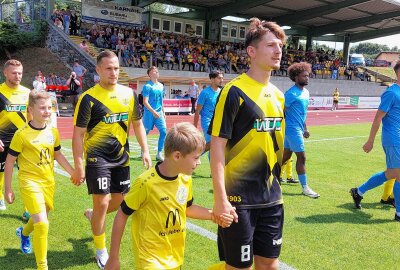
343,34,351,66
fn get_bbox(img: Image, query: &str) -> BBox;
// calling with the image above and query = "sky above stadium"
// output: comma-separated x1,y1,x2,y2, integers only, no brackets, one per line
317,33,400,50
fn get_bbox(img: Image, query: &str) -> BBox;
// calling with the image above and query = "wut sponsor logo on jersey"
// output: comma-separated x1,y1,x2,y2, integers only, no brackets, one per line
102,112,129,124
5,104,27,112
253,117,283,132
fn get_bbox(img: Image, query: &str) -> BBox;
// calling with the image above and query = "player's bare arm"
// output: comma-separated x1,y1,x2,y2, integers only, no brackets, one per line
72,126,87,185
210,136,239,225
131,119,152,169
4,154,17,204
54,150,75,182
364,110,386,153
105,208,128,270
143,96,159,119
193,104,202,128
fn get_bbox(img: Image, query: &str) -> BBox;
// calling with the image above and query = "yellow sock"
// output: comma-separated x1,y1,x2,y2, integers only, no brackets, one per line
208,262,226,270
22,218,34,236
286,158,293,179
33,221,49,270
93,232,106,250
381,179,395,200
280,165,285,179
0,172,4,200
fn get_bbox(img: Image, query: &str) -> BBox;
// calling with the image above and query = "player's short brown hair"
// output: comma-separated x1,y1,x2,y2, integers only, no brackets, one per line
164,122,205,157
288,62,312,82
4,59,22,70
29,90,51,107
97,50,118,65
209,70,223,79
147,66,158,75
245,18,286,48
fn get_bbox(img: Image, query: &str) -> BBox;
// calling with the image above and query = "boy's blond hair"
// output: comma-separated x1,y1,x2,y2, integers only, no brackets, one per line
164,122,205,157
29,90,51,107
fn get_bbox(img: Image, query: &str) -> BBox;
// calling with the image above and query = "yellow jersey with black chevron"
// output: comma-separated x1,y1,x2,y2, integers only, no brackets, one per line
0,82,30,146
8,123,61,187
124,164,193,269
74,84,141,167
209,73,285,209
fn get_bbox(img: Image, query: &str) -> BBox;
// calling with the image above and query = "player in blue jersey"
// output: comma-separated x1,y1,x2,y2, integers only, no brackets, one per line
142,66,167,161
350,60,400,221
193,70,224,155
281,62,320,198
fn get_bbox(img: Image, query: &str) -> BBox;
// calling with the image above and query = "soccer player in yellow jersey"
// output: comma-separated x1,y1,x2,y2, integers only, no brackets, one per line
4,90,74,270
209,18,285,270
105,123,233,270
0,59,30,211
72,51,151,269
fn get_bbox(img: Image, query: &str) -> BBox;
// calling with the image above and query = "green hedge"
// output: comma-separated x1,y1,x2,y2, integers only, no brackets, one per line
0,20,48,55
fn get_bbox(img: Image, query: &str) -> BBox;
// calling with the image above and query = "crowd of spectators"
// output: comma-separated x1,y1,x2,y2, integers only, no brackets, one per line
50,10,373,82
80,22,251,73
50,8,81,35
80,21,371,81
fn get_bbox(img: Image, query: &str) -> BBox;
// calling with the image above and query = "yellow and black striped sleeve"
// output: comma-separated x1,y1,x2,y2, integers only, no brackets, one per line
74,94,93,128
132,92,142,121
209,85,242,139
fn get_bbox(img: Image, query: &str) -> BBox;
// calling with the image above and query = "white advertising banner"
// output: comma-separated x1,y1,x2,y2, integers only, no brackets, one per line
81,0,143,26
308,96,378,110
358,97,381,109
308,96,332,109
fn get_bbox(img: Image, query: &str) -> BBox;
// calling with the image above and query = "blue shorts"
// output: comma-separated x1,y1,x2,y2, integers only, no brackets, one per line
143,110,166,133
201,121,211,143
383,146,400,169
284,128,304,152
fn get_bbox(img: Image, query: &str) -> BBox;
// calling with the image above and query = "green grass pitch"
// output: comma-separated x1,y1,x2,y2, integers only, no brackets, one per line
1,123,400,269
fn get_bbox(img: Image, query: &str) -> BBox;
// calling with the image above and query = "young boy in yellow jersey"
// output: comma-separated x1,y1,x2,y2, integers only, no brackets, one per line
105,122,234,270
4,90,74,270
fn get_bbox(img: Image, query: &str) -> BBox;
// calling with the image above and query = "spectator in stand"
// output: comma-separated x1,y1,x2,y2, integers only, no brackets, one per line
79,40,90,53
65,71,81,111
70,10,78,35
165,50,174,70
365,71,372,82
344,66,352,80
280,56,289,76
46,73,62,92
54,18,63,30
217,55,228,73
33,70,46,91
62,8,70,35
72,60,87,89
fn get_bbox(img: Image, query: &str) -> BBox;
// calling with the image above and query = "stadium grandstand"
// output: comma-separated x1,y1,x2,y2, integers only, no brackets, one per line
2,1,400,269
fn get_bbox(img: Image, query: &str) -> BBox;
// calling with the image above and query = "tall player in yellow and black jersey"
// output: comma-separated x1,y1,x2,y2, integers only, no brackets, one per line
4,91,74,270
72,51,151,269
209,18,286,270
0,59,30,211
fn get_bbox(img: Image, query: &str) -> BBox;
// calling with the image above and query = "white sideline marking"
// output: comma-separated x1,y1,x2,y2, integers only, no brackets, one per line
59,145,296,269
186,222,217,241
305,135,368,143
